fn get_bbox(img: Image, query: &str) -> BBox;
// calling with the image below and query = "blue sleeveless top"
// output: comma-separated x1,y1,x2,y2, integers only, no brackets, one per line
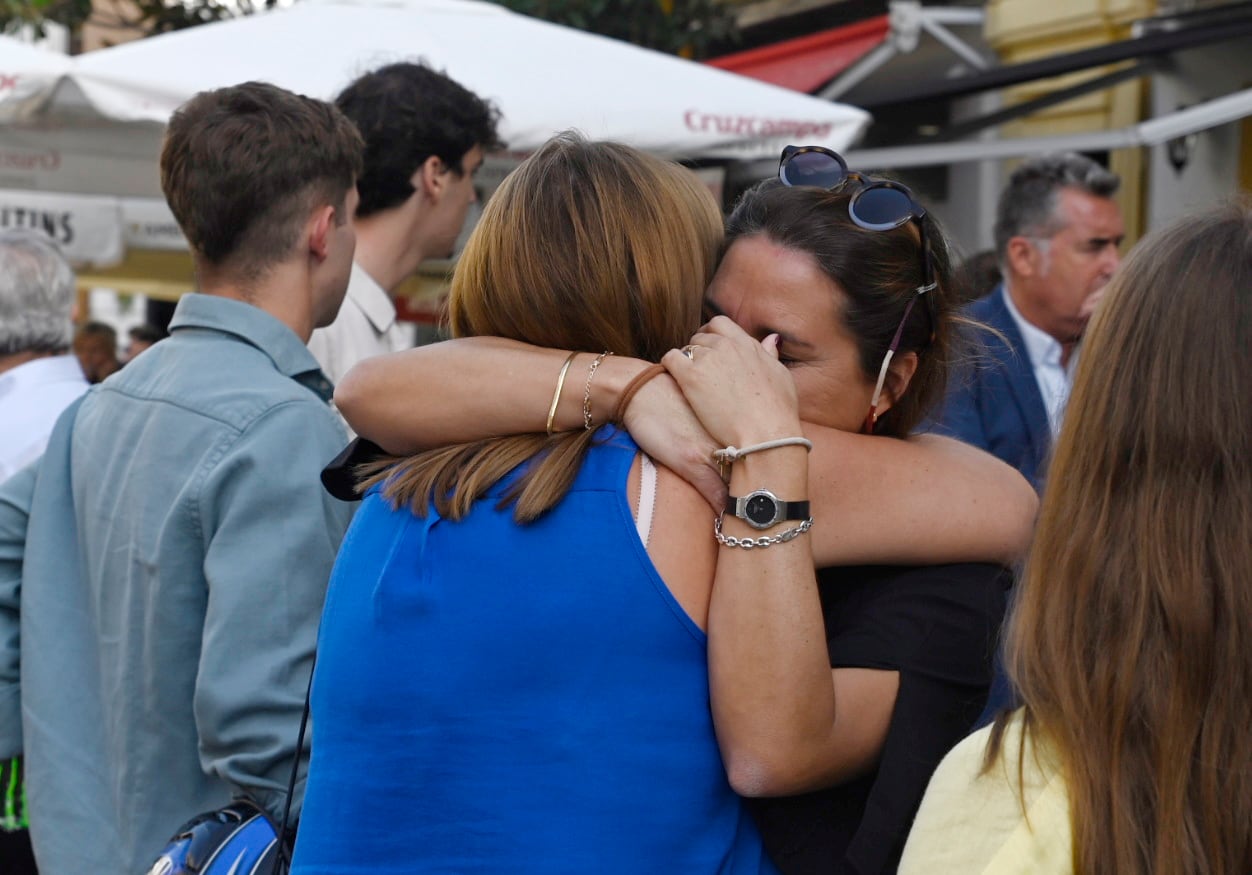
293,428,776,874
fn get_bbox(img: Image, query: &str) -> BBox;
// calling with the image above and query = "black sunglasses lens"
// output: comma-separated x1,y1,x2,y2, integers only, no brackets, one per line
781,151,846,189
851,186,914,230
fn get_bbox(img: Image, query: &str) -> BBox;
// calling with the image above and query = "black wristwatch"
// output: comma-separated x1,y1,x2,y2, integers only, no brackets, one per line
724,489,811,530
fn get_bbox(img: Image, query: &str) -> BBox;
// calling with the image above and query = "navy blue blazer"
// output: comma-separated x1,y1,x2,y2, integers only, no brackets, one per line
927,286,1052,491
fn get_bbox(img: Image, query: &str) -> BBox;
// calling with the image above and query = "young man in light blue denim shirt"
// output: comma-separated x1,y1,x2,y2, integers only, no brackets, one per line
0,81,364,875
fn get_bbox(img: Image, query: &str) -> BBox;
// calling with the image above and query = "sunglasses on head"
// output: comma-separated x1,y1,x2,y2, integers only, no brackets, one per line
778,145,937,434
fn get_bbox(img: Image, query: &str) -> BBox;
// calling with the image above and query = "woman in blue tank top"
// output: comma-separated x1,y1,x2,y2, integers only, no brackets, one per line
294,134,799,873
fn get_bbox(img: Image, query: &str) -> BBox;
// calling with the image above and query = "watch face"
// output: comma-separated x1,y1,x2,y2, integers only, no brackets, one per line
744,492,778,528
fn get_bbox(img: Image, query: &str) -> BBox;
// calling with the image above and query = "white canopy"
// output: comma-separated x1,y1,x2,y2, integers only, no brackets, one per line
0,35,70,114
0,0,867,276
10,0,867,162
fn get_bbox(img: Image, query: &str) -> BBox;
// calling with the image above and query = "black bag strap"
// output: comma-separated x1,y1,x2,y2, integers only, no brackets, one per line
272,655,315,875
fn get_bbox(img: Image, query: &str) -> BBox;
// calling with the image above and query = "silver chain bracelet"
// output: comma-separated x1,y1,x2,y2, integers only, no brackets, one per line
714,514,813,549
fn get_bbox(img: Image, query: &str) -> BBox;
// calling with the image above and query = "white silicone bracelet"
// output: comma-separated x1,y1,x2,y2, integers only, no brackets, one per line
712,436,813,469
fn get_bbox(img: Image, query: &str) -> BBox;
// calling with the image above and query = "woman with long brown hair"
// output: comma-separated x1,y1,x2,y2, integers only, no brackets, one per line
294,134,795,873
900,202,1252,874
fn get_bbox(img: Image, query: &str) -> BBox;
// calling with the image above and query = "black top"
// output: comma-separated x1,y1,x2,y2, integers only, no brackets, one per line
748,562,1011,875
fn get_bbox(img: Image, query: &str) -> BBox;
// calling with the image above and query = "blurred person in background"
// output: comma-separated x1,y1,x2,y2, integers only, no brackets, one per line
0,229,86,875
72,320,120,383
0,231,88,486
951,249,1001,306
124,323,167,362
307,62,503,389
0,81,362,874
901,202,1251,875
929,153,1122,490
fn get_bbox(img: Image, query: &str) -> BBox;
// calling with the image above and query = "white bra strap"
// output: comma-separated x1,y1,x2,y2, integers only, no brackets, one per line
636,454,657,548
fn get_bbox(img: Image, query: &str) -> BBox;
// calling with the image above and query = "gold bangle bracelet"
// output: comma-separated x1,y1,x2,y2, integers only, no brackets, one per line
546,351,579,436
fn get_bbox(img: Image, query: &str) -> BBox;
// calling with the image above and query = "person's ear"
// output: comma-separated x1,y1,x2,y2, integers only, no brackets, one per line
411,155,447,204
874,350,919,415
308,204,336,262
1006,236,1040,278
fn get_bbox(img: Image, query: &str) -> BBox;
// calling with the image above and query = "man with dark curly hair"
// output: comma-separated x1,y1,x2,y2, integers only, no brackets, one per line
308,62,504,388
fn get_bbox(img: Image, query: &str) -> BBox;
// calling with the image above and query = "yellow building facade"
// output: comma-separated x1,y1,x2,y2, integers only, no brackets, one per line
985,0,1157,238
983,0,1252,240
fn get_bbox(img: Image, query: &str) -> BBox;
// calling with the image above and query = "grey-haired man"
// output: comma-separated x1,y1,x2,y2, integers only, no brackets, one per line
0,230,84,875
0,231,87,486
929,153,1123,489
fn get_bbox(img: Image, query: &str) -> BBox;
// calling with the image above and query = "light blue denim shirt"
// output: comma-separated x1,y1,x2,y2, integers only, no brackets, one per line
0,293,354,875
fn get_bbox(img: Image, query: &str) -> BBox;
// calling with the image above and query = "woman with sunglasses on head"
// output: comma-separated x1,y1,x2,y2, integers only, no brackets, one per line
670,160,1015,875
899,203,1252,875
332,146,1037,874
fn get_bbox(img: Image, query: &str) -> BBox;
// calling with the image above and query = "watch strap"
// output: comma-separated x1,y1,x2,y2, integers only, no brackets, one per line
724,493,811,523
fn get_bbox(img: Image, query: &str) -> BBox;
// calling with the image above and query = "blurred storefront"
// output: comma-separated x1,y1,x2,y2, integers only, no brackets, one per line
708,0,1252,253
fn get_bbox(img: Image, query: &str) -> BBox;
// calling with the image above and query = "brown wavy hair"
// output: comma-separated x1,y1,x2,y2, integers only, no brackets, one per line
987,201,1252,873
161,82,362,278
362,133,724,522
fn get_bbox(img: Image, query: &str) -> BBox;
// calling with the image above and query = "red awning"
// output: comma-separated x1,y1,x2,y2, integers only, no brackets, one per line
707,16,890,94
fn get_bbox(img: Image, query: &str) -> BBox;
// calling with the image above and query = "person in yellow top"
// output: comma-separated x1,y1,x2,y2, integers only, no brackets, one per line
901,711,1071,873
900,201,1252,875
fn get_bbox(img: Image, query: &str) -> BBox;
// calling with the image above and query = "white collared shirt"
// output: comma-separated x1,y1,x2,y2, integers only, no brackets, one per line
307,262,415,387
0,354,88,483
1001,285,1070,437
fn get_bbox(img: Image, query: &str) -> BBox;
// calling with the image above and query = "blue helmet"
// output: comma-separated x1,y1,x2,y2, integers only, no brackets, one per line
146,800,284,875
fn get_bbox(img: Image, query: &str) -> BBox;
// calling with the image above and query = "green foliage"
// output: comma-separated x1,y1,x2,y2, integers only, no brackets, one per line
0,0,277,42
134,0,278,36
2,0,736,57
493,0,738,59
1,0,92,38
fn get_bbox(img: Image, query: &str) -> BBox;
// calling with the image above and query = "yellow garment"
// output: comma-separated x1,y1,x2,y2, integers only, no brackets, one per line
899,710,1073,874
